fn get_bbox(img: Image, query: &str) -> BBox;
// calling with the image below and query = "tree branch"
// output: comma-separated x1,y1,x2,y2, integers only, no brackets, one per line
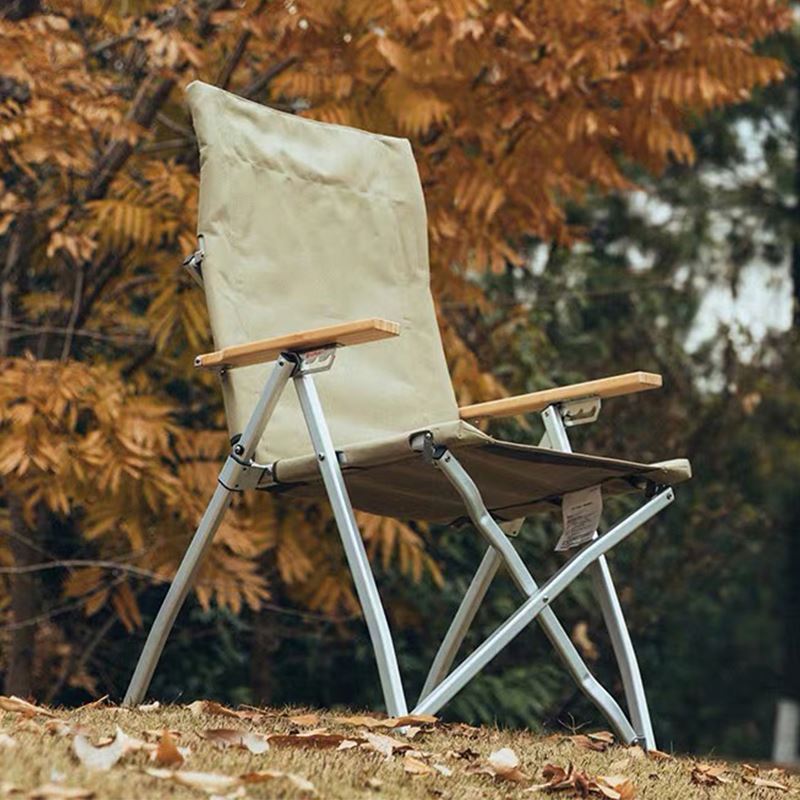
242,56,298,100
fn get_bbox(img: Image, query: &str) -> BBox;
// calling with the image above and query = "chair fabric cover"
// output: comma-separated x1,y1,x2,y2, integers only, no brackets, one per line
187,81,691,523
187,80,458,464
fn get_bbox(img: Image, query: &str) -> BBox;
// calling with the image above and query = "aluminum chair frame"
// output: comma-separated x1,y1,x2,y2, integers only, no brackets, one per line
124,345,673,749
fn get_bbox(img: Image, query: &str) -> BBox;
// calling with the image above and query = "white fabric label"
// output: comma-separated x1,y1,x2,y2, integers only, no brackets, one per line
556,485,603,552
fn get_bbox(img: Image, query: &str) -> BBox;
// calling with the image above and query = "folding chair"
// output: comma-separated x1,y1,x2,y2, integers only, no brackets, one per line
124,81,691,750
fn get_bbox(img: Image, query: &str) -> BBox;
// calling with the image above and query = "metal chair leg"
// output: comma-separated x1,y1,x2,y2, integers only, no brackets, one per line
435,449,639,743
541,404,657,748
294,370,408,717
591,559,656,748
412,487,673,719
124,484,232,706
420,546,502,701
124,357,294,706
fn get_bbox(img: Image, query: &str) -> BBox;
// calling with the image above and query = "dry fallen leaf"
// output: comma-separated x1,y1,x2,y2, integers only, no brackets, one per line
76,696,109,711
200,728,270,754
27,785,95,799
647,748,674,761
288,712,321,726
188,700,242,718
336,739,360,751
137,701,160,712
568,731,615,752
268,731,347,750
403,755,435,775
527,763,637,798
742,774,790,792
72,727,130,772
487,747,529,782
608,757,631,772
444,747,479,761
153,730,184,766
595,774,636,800
365,777,383,789
241,770,317,796
529,763,574,791
691,762,731,786
145,768,240,795
361,731,413,758
334,713,438,729
0,695,56,718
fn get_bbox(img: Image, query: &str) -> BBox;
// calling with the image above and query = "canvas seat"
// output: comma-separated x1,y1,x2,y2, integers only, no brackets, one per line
268,422,690,521
124,81,691,750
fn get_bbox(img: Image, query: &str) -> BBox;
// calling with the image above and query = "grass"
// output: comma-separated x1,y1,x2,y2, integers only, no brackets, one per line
0,700,797,799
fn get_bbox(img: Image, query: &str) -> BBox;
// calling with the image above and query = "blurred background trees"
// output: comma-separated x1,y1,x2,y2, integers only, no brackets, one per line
0,0,796,760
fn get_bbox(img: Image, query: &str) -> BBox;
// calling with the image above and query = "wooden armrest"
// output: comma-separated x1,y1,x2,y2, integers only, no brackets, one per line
195,318,400,370
459,371,662,421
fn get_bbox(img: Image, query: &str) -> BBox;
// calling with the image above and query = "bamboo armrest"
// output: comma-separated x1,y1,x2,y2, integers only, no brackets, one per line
195,318,400,370
459,371,662,421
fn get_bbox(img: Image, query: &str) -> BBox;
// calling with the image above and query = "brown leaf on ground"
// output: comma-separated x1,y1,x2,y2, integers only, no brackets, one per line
444,747,480,761
403,755,435,775
691,762,731,785
76,696,109,711
336,739,360,750
487,747,529,782
527,764,637,798
268,731,349,750
144,768,240,794
742,774,790,792
595,774,636,799
647,749,674,761
152,730,184,766
0,695,57,718
187,700,250,719
27,785,95,799
361,731,414,758
446,722,482,738
200,728,270,754
333,713,438,729
72,727,129,772
568,731,615,752
288,712,321,726
241,770,317,796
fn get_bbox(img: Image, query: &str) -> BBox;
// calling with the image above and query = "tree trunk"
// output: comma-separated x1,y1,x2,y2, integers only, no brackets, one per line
3,495,43,698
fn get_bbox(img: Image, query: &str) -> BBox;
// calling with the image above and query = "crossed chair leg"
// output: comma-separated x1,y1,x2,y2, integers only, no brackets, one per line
411,415,667,749
124,352,672,752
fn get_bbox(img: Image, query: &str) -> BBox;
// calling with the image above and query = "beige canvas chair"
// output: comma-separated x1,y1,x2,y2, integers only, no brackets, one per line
124,81,691,749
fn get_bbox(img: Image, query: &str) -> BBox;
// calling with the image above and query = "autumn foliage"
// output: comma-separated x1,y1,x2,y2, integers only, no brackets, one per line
0,0,791,697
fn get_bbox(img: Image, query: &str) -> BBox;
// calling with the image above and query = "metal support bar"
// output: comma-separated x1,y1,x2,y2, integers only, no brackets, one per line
434,448,639,743
123,357,295,706
419,546,501,701
542,404,657,749
293,369,408,717
412,487,674,717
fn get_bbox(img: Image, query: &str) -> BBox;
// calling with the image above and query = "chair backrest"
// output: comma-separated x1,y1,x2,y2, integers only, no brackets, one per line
186,81,459,463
